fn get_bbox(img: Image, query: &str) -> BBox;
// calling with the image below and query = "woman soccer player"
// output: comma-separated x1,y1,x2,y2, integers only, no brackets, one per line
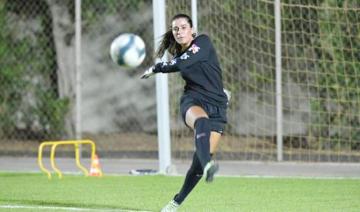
141,13,229,212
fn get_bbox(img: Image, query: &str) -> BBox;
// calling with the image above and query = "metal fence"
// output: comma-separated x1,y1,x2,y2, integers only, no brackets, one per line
0,0,359,162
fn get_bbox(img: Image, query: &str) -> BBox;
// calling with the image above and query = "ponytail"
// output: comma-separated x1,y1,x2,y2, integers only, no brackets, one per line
155,30,182,58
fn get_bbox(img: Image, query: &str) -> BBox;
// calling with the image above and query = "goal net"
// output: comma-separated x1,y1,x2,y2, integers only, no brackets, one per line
166,0,360,162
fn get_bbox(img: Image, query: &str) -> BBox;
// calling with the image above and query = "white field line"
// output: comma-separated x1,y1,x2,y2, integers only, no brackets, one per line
101,172,360,180
1,170,359,180
217,174,360,180
0,204,152,212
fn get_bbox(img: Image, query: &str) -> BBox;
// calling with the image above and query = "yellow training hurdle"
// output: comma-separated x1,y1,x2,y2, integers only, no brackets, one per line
38,139,102,179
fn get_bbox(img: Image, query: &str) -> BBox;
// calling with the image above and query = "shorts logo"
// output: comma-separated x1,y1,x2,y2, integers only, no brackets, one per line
196,132,206,139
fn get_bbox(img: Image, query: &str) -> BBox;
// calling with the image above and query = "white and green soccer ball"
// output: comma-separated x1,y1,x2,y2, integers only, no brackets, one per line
110,33,146,68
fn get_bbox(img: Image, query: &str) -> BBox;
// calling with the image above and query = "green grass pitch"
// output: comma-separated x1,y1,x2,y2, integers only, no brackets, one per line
0,172,359,211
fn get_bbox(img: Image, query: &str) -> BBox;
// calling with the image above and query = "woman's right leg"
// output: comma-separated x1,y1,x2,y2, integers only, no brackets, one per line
173,153,203,204
172,131,222,205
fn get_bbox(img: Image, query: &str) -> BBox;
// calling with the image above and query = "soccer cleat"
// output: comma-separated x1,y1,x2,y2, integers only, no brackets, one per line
203,160,219,183
160,200,179,212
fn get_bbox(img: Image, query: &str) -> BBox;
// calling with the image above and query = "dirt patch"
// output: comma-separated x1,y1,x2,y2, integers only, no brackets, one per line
1,132,359,162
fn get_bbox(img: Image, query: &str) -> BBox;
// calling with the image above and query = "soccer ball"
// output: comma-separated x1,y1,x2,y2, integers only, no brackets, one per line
110,33,146,68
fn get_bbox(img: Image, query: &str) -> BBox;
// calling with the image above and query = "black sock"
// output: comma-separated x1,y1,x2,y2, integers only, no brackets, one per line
194,117,211,168
174,153,203,205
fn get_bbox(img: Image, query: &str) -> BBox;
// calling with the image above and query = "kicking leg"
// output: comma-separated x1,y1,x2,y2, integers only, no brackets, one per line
185,106,211,168
204,131,222,183
193,117,212,168
185,106,222,182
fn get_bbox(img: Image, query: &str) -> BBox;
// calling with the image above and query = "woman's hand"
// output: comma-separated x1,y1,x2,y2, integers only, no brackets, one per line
224,88,231,103
140,66,155,79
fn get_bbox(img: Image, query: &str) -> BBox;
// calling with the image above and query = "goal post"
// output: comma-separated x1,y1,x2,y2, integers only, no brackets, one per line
153,0,172,174
275,0,283,161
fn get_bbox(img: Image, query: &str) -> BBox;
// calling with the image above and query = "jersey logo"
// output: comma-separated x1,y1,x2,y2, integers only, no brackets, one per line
189,44,200,54
180,53,190,60
161,61,168,67
170,59,177,65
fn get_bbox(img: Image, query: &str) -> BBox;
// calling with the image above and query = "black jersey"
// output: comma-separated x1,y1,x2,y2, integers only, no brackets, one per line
153,34,228,107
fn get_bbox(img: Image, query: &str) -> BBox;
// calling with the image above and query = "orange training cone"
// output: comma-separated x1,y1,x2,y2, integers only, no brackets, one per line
89,154,103,177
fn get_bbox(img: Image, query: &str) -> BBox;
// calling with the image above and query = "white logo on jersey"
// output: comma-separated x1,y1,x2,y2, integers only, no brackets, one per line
180,53,190,60
161,61,168,67
189,44,200,54
170,59,177,65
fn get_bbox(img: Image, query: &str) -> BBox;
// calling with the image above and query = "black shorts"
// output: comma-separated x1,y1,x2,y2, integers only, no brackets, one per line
180,93,227,134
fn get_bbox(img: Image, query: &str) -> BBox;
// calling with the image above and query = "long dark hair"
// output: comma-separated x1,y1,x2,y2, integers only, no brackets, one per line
155,14,194,58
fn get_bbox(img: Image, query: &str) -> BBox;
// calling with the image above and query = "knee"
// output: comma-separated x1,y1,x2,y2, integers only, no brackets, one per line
185,106,208,128
194,117,211,132
194,117,211,140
